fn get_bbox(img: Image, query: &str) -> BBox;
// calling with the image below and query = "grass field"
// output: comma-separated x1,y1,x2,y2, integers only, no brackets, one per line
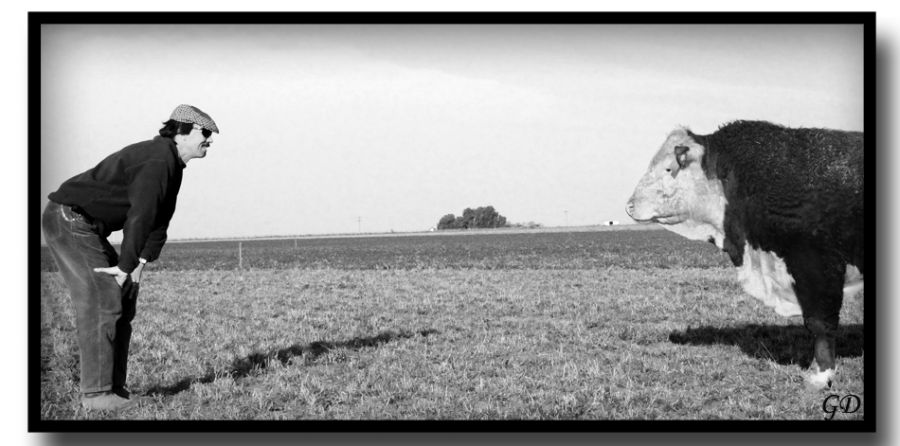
37,227,866,421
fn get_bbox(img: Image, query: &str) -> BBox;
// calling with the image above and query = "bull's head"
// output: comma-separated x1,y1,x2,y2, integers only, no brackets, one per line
626,127,727,245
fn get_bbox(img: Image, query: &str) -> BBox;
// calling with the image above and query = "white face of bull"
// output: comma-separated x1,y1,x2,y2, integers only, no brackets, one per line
626,128,728,247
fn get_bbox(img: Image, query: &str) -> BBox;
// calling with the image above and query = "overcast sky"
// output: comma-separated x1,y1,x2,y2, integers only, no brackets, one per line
40,23,864,240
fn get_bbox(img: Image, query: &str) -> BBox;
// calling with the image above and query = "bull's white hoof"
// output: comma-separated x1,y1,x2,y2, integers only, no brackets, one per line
805,367,835,390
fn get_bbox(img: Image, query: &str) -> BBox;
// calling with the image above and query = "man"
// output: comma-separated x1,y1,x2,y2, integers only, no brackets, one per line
42,104,219,412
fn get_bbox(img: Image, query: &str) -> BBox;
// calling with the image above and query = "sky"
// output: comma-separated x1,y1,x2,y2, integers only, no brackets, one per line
39,22,865,241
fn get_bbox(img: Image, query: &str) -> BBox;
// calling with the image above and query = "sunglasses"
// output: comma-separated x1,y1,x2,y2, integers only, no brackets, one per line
193,125,213,139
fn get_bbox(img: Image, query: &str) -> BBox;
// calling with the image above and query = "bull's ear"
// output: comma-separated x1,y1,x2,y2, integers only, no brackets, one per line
674,145,690,169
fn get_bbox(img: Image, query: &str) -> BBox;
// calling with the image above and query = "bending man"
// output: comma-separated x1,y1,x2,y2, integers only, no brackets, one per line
42,104,219,411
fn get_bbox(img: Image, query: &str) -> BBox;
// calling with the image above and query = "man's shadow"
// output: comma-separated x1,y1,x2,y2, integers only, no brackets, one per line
668,323,865,366
144,328,439,397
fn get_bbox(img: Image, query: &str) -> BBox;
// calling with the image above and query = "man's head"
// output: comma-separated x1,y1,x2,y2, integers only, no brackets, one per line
159,104,219,163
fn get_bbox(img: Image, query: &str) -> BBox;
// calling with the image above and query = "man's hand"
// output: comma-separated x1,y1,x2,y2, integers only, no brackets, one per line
131,261,145,284
93,266,128,287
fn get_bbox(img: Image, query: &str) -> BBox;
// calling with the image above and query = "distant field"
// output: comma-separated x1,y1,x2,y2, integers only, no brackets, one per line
40,226,730,272
37,227,865,422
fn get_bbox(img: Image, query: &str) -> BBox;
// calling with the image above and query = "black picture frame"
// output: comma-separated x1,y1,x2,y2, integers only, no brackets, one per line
28,10,877,438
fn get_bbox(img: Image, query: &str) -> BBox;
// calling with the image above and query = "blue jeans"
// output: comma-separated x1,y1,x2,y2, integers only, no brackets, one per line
42,201,139,395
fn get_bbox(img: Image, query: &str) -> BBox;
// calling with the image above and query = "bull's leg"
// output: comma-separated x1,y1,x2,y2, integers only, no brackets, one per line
804,315,840,389
783,247,845,389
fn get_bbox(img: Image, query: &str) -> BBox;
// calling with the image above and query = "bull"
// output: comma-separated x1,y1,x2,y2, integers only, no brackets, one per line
626,120,864,389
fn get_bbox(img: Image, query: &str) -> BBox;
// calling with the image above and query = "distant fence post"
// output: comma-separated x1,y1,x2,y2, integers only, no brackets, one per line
238,241,243,270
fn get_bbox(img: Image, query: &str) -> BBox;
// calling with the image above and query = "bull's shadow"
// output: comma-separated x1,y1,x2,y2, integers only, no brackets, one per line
144,328,439,397
668,323,864,366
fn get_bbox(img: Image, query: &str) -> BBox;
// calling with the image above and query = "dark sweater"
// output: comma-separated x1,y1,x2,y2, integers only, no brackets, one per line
48,136,186,273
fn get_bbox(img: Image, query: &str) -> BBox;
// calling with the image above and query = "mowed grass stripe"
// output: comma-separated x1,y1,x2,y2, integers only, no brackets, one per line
39,267,864,420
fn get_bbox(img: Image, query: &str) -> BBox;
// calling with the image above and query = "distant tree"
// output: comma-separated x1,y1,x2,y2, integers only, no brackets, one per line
459,208,476,229
436,206,509,230
437,214,457,230
473,205,507,228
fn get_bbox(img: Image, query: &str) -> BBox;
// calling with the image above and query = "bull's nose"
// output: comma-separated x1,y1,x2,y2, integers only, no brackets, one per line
625,200,635,217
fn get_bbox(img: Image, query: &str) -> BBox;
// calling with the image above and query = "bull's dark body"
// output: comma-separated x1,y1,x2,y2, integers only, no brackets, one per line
690,120,864,374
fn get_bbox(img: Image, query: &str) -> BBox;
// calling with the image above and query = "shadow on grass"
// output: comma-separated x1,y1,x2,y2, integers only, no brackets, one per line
144,328,439,397
668,323,864,367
